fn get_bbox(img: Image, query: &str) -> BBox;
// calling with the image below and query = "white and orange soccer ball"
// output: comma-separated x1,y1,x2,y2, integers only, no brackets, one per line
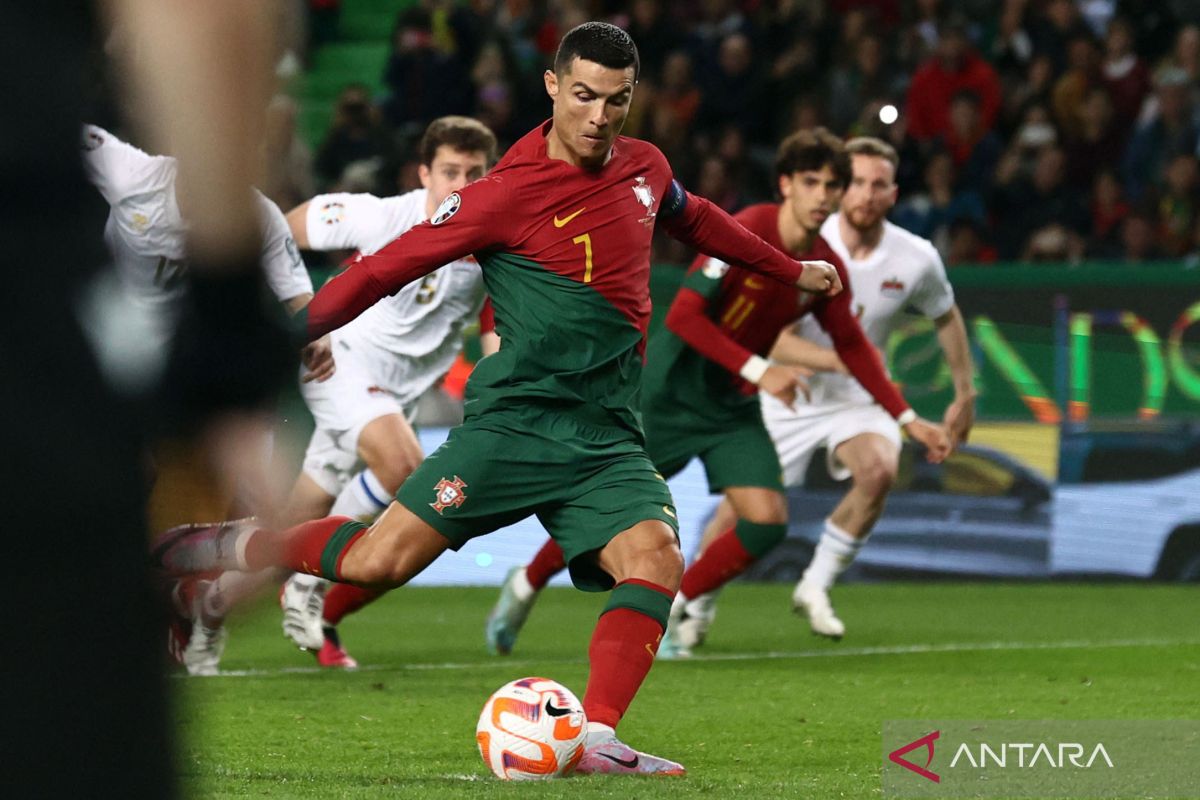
475,677,587,780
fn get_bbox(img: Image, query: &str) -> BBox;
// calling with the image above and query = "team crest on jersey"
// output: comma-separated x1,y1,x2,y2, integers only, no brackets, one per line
430,476,468,513
319,202,345,225
880,277,906,295
632,177,656,225
432,192,462,225
702,258,730,279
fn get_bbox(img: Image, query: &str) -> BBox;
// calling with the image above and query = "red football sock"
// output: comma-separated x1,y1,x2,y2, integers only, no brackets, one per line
243,516,367,579
582,580,673,729
323,583,383,626
679,526,754,600
525,539,566,591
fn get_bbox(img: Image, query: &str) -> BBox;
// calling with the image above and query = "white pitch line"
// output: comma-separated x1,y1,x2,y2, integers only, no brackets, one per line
180,637,1200,679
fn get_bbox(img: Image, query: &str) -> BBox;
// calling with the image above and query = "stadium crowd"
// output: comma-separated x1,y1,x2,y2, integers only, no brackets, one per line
279,0,1200,267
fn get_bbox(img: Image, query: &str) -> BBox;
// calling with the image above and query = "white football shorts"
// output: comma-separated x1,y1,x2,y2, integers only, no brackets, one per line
300,332,419,496
761,394,901,486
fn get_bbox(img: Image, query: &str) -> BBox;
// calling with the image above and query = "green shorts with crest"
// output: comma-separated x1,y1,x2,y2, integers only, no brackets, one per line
395,405,678,592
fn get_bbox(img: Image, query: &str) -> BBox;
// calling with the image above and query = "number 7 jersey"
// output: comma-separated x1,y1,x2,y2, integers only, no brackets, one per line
349,121,675,435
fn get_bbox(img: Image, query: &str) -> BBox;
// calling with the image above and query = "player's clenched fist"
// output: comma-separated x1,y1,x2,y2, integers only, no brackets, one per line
796,260,842,296
903,417,952,464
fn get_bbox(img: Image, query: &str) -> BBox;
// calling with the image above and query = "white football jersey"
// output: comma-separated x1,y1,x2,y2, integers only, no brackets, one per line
81,125,313,344
303,190,484,399
795,214,955,408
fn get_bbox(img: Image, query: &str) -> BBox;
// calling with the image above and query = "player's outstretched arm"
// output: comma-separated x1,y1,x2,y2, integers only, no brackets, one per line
770,328,848,374
934,305,977,447
663,263,809,403
302,180,508,342
657,181,841,296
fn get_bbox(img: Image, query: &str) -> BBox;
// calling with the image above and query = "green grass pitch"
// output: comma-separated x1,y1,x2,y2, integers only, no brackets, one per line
175,583,1198,798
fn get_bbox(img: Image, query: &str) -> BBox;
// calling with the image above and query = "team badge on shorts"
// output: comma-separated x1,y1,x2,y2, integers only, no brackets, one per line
430,476,468,513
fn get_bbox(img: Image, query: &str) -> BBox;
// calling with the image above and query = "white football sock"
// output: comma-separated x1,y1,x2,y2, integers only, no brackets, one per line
509,567,535,602
330,468,391,521
802,519,866,590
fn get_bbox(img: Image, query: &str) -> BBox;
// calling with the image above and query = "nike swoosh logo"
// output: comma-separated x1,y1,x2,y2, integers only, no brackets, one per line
599,752,639,769
553,207,586,227
744,277,765,289
544,698,572,717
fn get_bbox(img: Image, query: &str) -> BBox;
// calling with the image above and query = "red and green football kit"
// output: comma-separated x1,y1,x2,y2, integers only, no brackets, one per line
304,122,808,590
642,203,910,493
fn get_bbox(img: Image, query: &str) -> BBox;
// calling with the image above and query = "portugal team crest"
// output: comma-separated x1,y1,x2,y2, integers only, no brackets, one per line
632,176,656,224
430,475,468,513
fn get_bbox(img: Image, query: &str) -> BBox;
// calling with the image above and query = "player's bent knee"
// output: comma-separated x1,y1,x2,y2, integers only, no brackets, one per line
854,458,897,499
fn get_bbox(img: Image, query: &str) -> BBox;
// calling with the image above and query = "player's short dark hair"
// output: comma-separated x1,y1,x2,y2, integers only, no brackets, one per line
845,136,900,172
554,22,640,80
774,127,850,186
418,116,499,166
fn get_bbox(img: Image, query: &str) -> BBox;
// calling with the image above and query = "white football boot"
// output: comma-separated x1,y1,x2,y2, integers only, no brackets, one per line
656,594,692,659
182,619,228,676
281,572,330,651
672,591,719,649
792,579,845,639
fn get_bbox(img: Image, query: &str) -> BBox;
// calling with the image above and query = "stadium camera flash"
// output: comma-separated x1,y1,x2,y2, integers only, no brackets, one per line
879,104,899,125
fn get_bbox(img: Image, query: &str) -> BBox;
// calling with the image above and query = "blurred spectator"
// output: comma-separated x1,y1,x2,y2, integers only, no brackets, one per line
1117,0,1178,62
828,33,900,134
1029,0,1093,73
1051,34,1101,141
992,144,1089,259
1101,17,1151,129
941,89,1002,192
947,218,999,264
892,150,986,255
1002,53,1056,133
1023,223,1086,262
1154,153,1200,256
1119,211,1167,261
697,32,769,143
1159,25,1200,85
1064,87,1124,189
906,20,1002,142
382,7,472,132
1122,68,1199,201
627,0,680,80
261,94,315,210
1089,168,1131,253
315,83,392,189
694,154,744,212
651,50,703,158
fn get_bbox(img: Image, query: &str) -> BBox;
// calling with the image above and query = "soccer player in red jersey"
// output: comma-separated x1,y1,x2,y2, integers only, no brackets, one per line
486,130,950,658
153,22,841,775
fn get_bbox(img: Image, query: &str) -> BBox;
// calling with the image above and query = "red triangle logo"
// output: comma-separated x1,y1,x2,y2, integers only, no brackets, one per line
888,729,941,783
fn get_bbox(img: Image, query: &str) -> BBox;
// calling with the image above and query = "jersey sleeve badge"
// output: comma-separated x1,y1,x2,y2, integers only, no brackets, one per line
431,192,462,225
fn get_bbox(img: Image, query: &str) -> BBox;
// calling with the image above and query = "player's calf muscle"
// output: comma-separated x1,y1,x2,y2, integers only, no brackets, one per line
338,506,448,586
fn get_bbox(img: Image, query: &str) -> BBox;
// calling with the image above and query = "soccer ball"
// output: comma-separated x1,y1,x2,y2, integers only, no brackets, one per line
475,676,587,780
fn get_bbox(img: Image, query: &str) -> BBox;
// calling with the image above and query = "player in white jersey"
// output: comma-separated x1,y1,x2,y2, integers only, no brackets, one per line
278,116,499,667
684,137,975,644
82,125,335,675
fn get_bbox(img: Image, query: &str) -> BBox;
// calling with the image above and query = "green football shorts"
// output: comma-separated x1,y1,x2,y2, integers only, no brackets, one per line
642,395,784,493
396,405,678,591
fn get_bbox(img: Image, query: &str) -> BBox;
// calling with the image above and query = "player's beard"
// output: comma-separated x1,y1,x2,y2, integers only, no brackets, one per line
844,204,884,233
